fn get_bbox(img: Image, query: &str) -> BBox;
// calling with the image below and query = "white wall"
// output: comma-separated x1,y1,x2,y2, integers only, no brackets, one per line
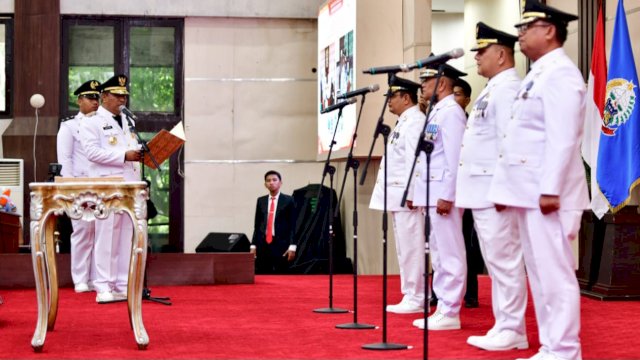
0,0,12,13
431,13,465,71
183,17,320,253
60,0,324,18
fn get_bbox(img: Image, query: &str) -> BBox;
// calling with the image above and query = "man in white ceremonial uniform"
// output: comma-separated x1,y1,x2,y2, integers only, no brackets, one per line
488,2,588,359
80,74,143,303
411,63,467,330
56,79,101,293
456,22,529,351
369,76,425,314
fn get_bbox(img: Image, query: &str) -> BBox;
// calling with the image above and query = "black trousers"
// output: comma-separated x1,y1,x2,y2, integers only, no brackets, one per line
255,236,291,274
463,209,484,301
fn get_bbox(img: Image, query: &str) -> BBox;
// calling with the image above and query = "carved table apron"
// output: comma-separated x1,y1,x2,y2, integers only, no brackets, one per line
29,181,149,351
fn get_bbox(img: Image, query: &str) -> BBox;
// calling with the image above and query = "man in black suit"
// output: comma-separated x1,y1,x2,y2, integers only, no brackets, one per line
250,170,297,274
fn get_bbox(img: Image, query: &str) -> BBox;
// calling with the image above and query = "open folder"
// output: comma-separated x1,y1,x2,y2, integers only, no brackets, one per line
143,121,186,169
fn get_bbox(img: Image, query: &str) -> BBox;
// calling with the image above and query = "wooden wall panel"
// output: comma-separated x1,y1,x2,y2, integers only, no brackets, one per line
2,0,61,244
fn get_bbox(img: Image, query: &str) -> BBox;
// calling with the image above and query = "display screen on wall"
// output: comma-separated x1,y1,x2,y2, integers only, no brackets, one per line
318,0,356,155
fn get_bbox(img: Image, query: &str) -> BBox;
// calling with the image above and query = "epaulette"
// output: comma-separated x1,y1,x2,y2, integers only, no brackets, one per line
60,115,75,123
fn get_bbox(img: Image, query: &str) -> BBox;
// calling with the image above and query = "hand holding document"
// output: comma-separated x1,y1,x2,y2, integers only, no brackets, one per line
143,122,186,169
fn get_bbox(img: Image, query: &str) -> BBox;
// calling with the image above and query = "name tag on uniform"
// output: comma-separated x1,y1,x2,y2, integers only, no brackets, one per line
520,81,534,99
475,99,489,119
425,123,439,141
389,130,400,144
103,125,113,130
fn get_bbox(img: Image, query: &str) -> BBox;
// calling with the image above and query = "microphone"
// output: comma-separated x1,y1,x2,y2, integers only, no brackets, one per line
31,94,46,181
320,98,356,114
337,84,380,100
119,105,137,120
363,48,464,75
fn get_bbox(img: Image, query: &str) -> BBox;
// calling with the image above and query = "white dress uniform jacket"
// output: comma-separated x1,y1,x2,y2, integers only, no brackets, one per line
412,94,466,206
487,48,589,360
80,106,141,181
488,49,589,209
57,112,93,178
370,105,425,211
369,105,426,308
456,68,520,209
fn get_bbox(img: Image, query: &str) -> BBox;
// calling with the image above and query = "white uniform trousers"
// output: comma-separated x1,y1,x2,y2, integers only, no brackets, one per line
93,213,134,294
70,219,96,286
428,206,466,316
472,207,527,334
391,210,425,307
515,208,582,360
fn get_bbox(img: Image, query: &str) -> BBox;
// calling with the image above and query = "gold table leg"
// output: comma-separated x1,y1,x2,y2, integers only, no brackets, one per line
127,212,149,350
45,218,59,331
30,215,50,351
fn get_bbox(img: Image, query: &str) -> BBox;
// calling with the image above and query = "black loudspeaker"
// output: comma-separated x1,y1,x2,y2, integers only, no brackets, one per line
195,232,250,253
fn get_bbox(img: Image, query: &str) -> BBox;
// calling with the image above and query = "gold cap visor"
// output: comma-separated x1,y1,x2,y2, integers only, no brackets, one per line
470,38,498,51
102,86,129,95
515,11,548,27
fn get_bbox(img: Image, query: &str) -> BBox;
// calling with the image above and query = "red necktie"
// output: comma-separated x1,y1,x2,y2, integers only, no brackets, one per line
266,197,275,244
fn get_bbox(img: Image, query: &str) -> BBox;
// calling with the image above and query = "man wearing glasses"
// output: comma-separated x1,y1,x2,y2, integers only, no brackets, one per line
488,1,588,360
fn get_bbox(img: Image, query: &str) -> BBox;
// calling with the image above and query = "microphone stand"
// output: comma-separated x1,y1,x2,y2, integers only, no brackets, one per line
335,94,376,330
125,115,171,306
313,106,348,314
400,64,446,360
360,72,407,351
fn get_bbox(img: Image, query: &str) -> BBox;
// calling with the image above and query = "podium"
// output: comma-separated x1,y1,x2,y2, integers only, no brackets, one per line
28,180,150,351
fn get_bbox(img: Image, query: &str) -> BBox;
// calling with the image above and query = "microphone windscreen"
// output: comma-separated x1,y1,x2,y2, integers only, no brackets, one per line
30,94,45,109
450,48,464,59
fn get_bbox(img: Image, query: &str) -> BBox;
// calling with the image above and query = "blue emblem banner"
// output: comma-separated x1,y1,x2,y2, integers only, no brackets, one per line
596,0,640,212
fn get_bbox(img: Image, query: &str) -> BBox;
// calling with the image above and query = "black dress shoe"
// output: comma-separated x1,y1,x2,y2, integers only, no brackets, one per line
464,298,479,308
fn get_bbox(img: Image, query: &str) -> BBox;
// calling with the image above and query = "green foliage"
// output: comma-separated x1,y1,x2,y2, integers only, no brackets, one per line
130,67,175,112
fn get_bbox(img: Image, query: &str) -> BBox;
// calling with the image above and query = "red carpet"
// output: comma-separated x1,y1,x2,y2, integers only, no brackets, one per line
1,275,639,359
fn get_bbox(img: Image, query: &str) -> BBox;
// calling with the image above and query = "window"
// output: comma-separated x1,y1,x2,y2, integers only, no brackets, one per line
130,26,176,113
0,17,13,117
61,17,184,252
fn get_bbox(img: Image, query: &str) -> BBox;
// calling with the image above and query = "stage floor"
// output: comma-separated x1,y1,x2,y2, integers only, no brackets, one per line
1,275,639,359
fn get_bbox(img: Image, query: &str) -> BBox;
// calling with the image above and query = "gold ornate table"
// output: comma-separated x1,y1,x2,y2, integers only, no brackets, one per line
29,180,150,351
